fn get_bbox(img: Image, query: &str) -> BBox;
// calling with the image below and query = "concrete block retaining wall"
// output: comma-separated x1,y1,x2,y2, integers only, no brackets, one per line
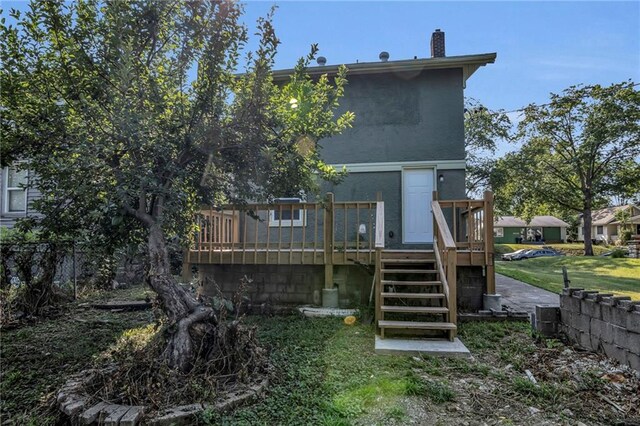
558,288,640,371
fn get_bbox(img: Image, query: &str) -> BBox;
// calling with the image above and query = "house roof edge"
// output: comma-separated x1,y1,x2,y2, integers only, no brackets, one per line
271,52,497,81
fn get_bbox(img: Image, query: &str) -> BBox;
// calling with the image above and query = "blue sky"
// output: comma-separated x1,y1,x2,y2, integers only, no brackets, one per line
239,1,639,120
4,1,639,151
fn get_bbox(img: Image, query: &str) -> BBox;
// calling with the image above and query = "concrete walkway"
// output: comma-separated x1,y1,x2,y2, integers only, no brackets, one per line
496,273,559,314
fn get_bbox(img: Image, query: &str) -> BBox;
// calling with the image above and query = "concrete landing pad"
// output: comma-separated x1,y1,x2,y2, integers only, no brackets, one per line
375,336,471,358
298,306,358,318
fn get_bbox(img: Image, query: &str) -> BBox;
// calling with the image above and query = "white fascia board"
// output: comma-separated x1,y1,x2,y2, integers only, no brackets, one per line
329,160,466,173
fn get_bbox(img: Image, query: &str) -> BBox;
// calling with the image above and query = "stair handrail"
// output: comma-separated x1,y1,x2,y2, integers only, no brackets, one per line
432,200,457,336
374,201,385,327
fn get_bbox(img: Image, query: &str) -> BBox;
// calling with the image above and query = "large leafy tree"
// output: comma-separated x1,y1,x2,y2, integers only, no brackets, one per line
1,0,353,371
464,98,511,197
490,82,640,255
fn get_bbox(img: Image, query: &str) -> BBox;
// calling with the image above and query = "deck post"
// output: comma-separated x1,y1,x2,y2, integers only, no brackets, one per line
483,191,496,294
446,247,457,339
374,247,382,331
181,249,192,283
432,190,438,246
324,193,335,289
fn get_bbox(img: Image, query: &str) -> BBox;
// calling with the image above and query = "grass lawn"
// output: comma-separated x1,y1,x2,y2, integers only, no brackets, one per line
495,243,609,257
2,288,639,425
496,257,640,300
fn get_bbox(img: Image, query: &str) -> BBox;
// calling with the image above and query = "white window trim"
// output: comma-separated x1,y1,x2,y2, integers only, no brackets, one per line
494,227,504,238
268,198,306,227
4,165,28,214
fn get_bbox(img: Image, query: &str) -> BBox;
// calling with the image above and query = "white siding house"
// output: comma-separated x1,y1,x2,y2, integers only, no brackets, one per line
577,205,640,243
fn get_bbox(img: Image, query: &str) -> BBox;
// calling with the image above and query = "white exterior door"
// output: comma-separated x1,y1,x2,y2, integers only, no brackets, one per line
403,168,434,243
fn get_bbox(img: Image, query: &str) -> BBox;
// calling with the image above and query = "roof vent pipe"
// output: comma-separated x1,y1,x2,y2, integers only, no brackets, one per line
316,56,327,66
430,29,445,58
379,51,389,62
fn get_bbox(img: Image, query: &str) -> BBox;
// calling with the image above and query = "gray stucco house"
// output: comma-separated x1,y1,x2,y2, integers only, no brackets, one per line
188,30,498,344
270,30,495,250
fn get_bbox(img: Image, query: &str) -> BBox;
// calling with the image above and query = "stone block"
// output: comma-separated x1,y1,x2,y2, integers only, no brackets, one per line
562,296,581,313
627,312,640,334
612,296,632,305
618,300,636,312
601,304,614,323
581,299,601,320
602,342,628,365
104,405,131,425
535,321,557,338
578,331,592,350
149,403,205,426
611,307,629,328
563,326,580,344
628,332,640,355
62,396,88,416
627,351,640,372
589,333,603,351
559,308,572,326
575,313,591,332
612,325,630,349
79,402,109,425
590,318,606,340
567,288,584,296
575,290,598,299
119,406,145,426
536,306,560,322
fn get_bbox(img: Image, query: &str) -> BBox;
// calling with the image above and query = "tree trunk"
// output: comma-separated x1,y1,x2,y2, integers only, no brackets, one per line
147,224,216,372
583,200,594,256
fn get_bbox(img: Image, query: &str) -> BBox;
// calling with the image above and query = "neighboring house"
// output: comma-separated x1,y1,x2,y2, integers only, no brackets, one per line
186,30,499,346
577,205,640,243
493,216,569,244
0,163,40,229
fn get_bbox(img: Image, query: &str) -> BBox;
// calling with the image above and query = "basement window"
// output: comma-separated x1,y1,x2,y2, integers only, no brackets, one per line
269,198,306,227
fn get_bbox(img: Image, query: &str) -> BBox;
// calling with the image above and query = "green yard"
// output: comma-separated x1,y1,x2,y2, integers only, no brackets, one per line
496,257,640,300
2,290,639,424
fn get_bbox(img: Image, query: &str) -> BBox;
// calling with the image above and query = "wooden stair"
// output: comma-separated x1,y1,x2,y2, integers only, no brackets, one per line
377,251,456,340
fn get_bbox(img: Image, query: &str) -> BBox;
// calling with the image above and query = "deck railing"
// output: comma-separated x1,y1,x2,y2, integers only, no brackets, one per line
188,191,495,295
187,193,381,266
432,199,458,335
433,190,495,294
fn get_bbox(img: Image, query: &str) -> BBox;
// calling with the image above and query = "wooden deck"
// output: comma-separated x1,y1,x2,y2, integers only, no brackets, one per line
184,191,496,339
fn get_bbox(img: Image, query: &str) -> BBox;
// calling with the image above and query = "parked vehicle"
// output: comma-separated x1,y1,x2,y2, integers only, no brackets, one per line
501,249,530,261
520,249,565,259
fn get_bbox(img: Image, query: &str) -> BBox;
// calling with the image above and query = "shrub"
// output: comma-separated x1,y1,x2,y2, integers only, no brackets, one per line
610,248,627,258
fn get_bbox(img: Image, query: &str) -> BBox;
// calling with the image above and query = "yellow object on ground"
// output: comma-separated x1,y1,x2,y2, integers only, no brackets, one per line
344,316,356,325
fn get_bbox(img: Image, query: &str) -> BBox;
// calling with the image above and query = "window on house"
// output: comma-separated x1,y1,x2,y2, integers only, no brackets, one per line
596,225,603,235
269,198,306,227
4,166,28,213
494,227,504,238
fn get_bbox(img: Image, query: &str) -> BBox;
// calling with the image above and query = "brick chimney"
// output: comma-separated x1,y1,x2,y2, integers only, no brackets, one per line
430,29,445,58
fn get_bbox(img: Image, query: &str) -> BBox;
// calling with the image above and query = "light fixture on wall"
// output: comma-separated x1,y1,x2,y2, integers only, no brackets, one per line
438,174,444,183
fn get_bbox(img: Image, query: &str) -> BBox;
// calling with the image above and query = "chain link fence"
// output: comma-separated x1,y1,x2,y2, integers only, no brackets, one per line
0,240,79,297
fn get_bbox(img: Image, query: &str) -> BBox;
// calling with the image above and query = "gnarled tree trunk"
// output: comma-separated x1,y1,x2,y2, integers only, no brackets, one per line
147,224,216,372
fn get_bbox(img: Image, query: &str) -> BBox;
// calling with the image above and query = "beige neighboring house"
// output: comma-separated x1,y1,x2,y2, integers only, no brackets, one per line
577,205,640,243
